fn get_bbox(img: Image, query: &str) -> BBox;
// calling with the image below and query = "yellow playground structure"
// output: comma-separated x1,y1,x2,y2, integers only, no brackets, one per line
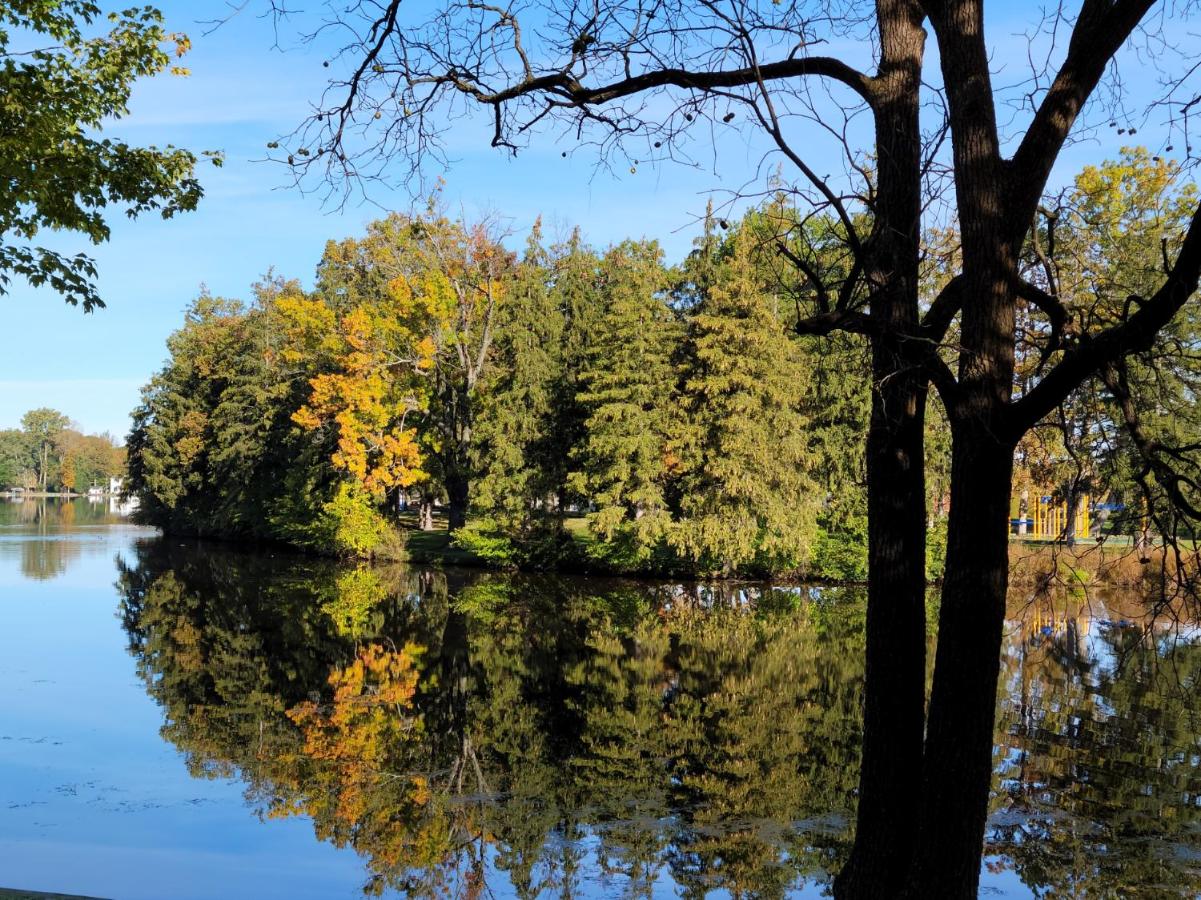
1020,493,1091,541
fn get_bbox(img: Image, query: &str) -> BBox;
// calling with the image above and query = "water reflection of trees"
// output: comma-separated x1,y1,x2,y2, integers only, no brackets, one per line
989,602,1201,896
19,538,76,580
1,497,125,530
4,498,133,580
116,540,1201,897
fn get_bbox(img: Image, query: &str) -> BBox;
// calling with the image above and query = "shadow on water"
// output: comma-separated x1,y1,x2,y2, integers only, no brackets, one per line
113,536,1201,898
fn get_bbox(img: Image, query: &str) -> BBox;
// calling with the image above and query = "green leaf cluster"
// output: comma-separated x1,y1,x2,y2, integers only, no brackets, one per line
0,2,212,309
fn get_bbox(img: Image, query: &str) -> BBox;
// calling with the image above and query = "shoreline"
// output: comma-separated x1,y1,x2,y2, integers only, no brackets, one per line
9,495,1168,589
0,491,119,499
149,520,1170,590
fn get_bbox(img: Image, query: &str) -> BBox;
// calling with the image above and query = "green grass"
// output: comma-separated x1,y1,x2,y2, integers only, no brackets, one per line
394,510,481,566
562,515,591,539
392,511,598,569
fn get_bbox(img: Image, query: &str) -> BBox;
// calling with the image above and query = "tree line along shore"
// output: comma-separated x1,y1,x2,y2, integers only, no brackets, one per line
1,409,124,496
125,150,1197,582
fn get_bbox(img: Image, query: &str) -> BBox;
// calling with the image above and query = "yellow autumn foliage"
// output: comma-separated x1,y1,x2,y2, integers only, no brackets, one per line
278,274,439,499
280,643,453,881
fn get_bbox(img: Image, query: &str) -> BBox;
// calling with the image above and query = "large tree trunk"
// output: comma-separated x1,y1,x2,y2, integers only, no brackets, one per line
903,0,1019,884
446,472,469,532
907,426,1013,897
834,2,928,894
835,347,930,899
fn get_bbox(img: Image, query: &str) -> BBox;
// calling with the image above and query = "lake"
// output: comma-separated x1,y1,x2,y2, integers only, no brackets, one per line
1,499,1199,898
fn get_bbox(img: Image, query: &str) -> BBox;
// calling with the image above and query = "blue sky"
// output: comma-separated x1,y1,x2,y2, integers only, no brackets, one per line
0,2,744,437
0,1,1179,437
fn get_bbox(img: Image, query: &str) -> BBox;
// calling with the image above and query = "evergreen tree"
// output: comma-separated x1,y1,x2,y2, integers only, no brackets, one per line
127,287,329,543
545,229,604,512
671,202,725,311
671,232,820,574
570,240,681,562
736,201,874,578
473,221,564,528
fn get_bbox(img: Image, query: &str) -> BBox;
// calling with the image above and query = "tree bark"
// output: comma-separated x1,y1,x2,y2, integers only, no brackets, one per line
835,2,928,889
835,354,930,899
907,424,1013,897
446,472,469,532
898,0,1017,884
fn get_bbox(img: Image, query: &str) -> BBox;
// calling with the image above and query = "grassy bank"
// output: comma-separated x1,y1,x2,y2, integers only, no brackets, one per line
1008,540,1181,589
392,512,1172,588
395,513,599,571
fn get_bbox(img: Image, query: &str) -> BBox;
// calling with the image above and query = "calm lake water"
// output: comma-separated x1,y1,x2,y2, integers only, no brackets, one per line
2,499,1200,899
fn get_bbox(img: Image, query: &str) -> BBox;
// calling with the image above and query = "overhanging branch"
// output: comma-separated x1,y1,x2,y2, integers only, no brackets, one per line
1004,0,1156,246
1003,201,1201,439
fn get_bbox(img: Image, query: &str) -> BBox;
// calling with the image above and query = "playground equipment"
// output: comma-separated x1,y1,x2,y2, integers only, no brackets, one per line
1028,494,1091,541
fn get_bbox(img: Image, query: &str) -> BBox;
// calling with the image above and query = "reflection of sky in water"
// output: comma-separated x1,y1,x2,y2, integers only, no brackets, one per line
0,518,372,900
0,504,1198,898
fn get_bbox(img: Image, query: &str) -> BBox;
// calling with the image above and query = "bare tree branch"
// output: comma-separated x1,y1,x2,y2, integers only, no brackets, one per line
1005,200,1201,438
1005,0,1157,246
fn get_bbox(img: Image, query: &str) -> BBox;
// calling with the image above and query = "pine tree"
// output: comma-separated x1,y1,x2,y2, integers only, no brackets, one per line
473,220,565,528
545,229,605,512
570,240,681,562
672,201,725,311
733,200,873,578
671,231,820,574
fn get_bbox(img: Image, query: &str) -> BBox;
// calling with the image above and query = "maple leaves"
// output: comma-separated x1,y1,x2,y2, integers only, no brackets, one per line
279,212,510,516
281,284,433,501
282,642,454,887
0,2,210,311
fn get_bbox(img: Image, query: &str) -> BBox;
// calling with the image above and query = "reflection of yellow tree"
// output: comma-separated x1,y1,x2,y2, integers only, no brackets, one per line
280,643,461,895
321,567,389,638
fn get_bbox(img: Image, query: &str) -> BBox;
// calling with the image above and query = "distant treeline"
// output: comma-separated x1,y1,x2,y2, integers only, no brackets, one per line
0,408,124,493
126,151,1198,576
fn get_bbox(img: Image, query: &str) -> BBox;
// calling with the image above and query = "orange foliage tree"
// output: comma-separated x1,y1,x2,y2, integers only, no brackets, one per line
281,643,459,893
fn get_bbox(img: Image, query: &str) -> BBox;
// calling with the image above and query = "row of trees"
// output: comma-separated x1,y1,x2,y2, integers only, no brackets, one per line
0,408,124,493
127,150,1193,578
126,195,877,576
